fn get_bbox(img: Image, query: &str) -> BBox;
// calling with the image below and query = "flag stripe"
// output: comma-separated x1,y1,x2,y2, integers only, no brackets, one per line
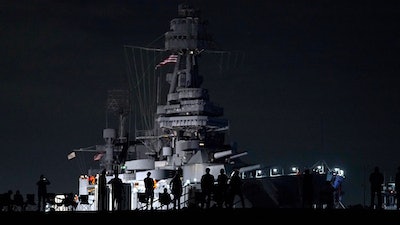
155,54,178,68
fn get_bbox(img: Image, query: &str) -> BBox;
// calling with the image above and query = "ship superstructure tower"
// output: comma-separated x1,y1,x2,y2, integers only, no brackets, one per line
135,4,231,181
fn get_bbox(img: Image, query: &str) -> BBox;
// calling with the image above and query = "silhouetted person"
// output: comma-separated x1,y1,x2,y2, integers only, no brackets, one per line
25,194,36,211
170,168,183,210
331,172,344,207
2,190,13,211
144,171,155,210
98,169,107,211
159,187,172,210
216,168,229,208
395,166,400,210
36,174,50,212
201,167,215,209
108,170,123,211
227,169,245,208
302,168,314,208
64,193,77,210
369,166,384,209
319,180,334,209
13,190,24,211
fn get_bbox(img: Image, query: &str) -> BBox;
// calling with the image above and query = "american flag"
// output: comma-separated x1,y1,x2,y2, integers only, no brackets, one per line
94,153,104,161
67,152,76,160
155,54,178,69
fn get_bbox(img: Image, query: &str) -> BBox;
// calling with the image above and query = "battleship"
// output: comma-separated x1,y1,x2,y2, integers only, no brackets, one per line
57,3,346,212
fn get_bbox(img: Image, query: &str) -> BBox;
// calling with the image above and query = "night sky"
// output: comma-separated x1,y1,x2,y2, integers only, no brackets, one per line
1,0,399,207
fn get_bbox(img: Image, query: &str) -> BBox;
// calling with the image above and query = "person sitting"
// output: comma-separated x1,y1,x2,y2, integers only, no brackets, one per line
24,194,36,211
13,190,25,211
159,188,172,210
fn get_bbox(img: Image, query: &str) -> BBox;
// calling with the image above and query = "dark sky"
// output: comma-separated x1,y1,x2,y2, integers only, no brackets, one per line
1,0,399,207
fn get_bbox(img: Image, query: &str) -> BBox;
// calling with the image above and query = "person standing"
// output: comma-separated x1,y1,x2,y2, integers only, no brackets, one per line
97,169,107,211
36,174,50,212
227,169,245,208
369,166,384,209
216,168,229,208
3,190,13,211
200,167,215,209
144,171,155,210
395,166,400,210
302,168,314,208
108,170,123,211
170,168,183,210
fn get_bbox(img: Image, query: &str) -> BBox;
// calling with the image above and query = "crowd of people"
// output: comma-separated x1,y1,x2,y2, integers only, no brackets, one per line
369,165,400,210
300,165,399,210
0,168,234,212
3,165,400,212
0,174,51,212
0,167,246,212
198,167,245,209
144,167,246,210
300,167,345,209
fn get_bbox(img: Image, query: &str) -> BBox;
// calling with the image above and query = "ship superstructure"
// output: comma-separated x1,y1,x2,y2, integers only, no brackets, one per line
134,3,241,185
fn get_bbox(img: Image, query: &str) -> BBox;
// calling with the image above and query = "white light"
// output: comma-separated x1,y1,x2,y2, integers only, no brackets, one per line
185,179,191,186
333,167,345,177
288,166,299,175
270,167,283,176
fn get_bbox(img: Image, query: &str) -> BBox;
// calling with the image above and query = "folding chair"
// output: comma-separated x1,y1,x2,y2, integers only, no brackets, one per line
77,195,92,211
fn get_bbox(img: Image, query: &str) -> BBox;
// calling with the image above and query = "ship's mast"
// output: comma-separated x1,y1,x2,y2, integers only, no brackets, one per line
103,89,130,173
